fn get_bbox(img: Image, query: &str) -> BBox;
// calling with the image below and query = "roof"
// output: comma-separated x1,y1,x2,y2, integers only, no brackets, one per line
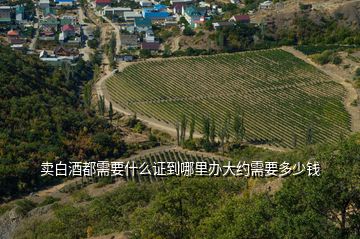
56,0,75,2
184,6,206,17
120,34,138,45
124,11,143,19
7,30,19,36
95,0,111,4
62,24,75,31
143,9,170,19
0,6,11,10
141,42,160,50
60,18,72,25
135,17,152,27
231,15,250,22
153,4,167,11
16,6,25,14
213,22,234,27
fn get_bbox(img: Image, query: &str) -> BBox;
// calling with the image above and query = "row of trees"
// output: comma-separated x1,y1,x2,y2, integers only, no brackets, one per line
174,108,246,152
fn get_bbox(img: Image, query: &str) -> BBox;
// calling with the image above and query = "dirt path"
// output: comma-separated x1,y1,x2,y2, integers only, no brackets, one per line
282,46,360,133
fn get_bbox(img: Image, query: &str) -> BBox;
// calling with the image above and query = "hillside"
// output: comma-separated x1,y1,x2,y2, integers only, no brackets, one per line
106,49,350,148
6,135,360,239
0,46,126,201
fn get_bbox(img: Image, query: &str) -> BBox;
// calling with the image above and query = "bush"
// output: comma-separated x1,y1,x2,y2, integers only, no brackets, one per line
15,199,37,216
183,26,195,36
38,196,60,207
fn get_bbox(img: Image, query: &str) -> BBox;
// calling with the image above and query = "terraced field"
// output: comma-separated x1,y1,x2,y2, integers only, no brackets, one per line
106,49,351,148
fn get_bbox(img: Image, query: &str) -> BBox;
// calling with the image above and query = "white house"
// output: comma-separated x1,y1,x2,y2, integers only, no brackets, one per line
102,6,132,17
39,0,50,9
145,29,155,43
140,0,152,7
259,0,273,10
123,11,143,22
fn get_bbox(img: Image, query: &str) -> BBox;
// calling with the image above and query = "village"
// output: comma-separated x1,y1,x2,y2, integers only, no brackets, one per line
0,0,284,65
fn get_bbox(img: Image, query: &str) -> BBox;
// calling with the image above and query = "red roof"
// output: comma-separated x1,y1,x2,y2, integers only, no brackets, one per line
95,0,111,3
232,15,250,22
62,24,75,32
141,42,160,50
7,30,19,36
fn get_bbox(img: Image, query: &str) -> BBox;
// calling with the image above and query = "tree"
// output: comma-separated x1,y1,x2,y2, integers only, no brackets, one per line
180,114,187,145
189,114,195,140
183,26,195,36
306,126,313,145
209,117,216,144
233,108,245,143
108,101,114,122
175,122,180,146
98,95,106,116
202,116,210,143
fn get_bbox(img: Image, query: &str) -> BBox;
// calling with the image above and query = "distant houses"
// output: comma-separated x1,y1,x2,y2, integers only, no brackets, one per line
102,6,132,17
95,0,111,8
55,0,76,7
229,15,250,24
183,5,206,28
0,6,11,24
39,0,50,9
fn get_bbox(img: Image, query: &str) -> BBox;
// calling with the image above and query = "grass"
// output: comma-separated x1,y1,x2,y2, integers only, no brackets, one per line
106,49,351,148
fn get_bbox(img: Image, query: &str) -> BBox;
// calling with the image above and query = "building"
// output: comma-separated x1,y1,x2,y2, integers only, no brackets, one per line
15,5,25,23
39,50,77,64
139,0,152,7
170,0,193,4
7,30,25,44
0,6,11,24
55,0,76,6
229,15,250,24
134,17,152,32
54,46,79,56
123,11,143,22
259,0,273,10
183,5,206,28
39,0,50,9
102,6,132,17
95,0,111,8
120,34,138,49
141,42,160,51
144,29,155,42
212,21,234,30
142,5,170,20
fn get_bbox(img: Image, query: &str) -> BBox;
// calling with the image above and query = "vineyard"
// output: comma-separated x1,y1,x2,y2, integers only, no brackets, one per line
106,49,351,148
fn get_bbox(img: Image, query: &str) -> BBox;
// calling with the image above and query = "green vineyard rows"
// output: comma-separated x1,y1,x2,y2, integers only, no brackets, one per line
106,49,351,148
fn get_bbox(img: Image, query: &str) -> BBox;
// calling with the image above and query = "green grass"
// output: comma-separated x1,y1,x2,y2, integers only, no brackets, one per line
106,49,351,148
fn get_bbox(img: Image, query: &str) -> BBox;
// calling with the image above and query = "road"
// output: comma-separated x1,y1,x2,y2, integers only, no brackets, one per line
29,7,40,51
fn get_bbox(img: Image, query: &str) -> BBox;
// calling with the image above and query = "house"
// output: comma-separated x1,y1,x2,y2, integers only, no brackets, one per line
7,30,25,44
171,3,187,15
15,5,25,23
54,46,79,56
134,17,152,32
140,0,152,7
142,5,170,21
144,29,155,42
55,0,76,6
141,42,160,51
259,0,273,10
39,50,77,64
60,15,77,26
0,6,11,24
117,54,134,62
120,34,138,49
229,15,250,24
39,0,50,9
123,11,143,22
102,6,132,17
95,0,111,8
212,21,234,30
61,24,76,38
170,0,193,4
183,5,206,28
43,7,55,17
39,16,59,31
